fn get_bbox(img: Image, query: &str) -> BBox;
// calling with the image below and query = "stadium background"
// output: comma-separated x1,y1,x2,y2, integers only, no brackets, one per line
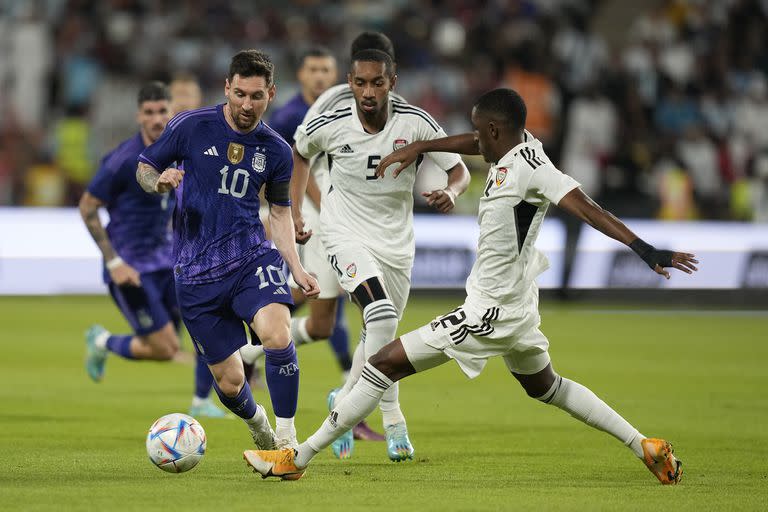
1,0,768,297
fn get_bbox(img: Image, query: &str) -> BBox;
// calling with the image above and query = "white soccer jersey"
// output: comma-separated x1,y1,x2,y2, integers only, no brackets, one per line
296,84,408,226
294,98,461,269
466,131,580,306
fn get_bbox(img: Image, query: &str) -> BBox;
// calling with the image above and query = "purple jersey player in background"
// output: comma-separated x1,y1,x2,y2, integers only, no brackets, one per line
136,50,319,450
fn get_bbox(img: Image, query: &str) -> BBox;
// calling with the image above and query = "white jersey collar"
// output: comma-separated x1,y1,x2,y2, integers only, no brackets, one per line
494,130,537,168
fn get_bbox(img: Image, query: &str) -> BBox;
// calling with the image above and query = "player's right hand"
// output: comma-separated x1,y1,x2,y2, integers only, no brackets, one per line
294,270,320,298
155,168,185,193
376,143,421,179
293,214,313,245
110,262,141,287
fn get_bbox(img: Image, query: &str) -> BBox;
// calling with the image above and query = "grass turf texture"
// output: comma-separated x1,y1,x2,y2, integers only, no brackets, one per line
1,295,766,511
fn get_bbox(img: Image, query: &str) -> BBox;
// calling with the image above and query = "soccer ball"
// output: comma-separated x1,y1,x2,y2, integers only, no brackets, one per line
146,413,207,473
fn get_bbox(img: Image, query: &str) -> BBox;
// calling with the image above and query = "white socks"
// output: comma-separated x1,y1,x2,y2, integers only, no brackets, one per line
245,404,270,430
333,330,367,406
240,317,311,365
275,415,296,447
239,343,264,365
94,329,110,349
297,362,392,467
362,300,405,426
539,375,645,458
290,316,313,346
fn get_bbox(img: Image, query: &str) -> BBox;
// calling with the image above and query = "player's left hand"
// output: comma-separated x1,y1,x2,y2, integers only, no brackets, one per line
422,188,457,213
293,213,313,245
294,270,320,298
652,251,699,280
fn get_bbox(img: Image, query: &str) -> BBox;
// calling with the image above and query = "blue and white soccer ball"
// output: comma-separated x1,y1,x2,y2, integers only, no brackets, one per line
146,413,207,473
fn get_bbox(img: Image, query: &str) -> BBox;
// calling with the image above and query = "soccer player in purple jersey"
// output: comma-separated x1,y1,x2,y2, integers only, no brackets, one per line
167,74,230,419
136,50,320,450
81,81,227,418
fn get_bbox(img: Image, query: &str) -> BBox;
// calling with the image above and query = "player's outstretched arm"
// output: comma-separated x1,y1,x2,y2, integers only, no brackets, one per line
78,191,141,286
421,161,471,213
136,162,184,194
557,188,699,279
376,133,479,178
269,204,320,298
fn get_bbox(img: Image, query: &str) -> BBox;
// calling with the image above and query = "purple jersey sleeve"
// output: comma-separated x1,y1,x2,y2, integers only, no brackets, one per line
87,153,124,203
138,113,189,171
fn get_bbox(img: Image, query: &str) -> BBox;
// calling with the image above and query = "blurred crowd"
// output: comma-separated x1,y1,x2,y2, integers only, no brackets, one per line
1,0,767,220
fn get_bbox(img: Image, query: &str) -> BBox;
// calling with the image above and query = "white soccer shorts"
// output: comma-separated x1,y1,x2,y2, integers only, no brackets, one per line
400,286,550,379
325,240,411,318
289,230,340,300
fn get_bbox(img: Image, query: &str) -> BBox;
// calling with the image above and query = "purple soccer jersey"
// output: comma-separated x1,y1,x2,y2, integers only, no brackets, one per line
139,104,293,284
87,132,175,281
268,93,310,146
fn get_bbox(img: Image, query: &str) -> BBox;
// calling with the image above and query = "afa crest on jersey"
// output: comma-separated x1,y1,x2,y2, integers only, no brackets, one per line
393,138,408,151
252,152,266,173
495,167,508,186
346,263,357,278
227,142,244,164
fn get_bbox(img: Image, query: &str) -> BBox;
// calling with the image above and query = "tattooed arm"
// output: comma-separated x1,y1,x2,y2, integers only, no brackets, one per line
136,162,184,194
78,191,141,286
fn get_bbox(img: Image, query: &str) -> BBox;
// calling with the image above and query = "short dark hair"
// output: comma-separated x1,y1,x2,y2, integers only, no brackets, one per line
137,81,170,106
350,49,395,78
297,46,335,68
228,50,274,85
474,88,527,131
350,31,395,60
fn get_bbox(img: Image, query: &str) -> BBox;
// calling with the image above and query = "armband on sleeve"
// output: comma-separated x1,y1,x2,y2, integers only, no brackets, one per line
265,180,291,205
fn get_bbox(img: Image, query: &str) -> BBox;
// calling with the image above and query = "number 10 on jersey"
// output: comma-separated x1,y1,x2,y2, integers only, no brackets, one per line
218,165,250,198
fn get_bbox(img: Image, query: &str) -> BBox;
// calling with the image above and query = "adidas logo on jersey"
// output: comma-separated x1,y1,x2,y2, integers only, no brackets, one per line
339,144,354,153
203,146,219,156
273,287,288,295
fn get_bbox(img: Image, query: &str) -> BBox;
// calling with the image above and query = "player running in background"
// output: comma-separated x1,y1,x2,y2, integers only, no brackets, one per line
289,49,471,461
244,88,697,484
136,50,319,450
80,81,225,417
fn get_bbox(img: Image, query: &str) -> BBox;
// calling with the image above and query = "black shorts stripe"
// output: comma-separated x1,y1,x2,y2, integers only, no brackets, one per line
392,108,440,132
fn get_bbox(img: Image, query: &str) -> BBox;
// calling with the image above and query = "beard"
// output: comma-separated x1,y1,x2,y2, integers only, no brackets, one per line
233,110,257,130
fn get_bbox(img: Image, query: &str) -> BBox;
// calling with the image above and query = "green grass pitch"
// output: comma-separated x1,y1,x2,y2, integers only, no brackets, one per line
1,295,766,511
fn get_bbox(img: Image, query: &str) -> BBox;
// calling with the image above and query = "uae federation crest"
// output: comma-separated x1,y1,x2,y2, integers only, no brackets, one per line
227,142,244,164
393,138,408,151
252,152,266,172
495,167,508,186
